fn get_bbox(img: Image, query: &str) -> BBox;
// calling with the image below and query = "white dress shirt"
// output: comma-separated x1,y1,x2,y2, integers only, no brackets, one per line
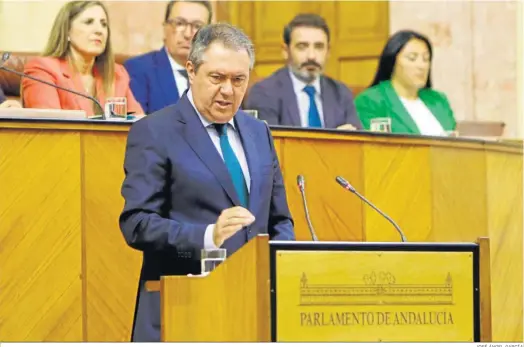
187,89,251,249
399,97,446,136
166,47,189,95
289,68,325,127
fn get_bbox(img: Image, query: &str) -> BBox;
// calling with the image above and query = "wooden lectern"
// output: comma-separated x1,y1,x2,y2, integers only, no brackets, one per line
148,234,271,342
148,235,492,342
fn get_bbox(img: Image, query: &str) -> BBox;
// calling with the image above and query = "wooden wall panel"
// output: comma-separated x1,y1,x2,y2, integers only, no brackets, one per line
330,0,388,86
254,63,286,79
220,0,389,90
252,2,302,46
361,144,432,242
339,59,379,93
430,147,487,241
83,132,142,341
0,130,83,341
275,135,364,242
334,1,389,55
486,152,523,341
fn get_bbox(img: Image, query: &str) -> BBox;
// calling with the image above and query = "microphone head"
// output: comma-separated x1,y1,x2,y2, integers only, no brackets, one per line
297,174,305,188
335,176,348,187
1,52,10,63
336,176,355,192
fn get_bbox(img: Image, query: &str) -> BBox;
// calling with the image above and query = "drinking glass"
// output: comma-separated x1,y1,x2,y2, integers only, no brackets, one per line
201,248,227,274
370,117,392,133
105,97,127,118
243,109,259,119
446,130,459,137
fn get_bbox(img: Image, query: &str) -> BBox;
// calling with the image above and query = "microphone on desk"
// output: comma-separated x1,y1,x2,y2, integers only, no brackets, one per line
1,52,10,67
335,175,408,242
0,52,109,119
297,174,319,241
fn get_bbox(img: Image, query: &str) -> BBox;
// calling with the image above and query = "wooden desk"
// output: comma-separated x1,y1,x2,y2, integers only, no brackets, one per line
0,117,521,342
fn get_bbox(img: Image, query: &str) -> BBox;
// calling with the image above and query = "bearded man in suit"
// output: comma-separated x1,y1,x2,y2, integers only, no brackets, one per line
244,14,361,130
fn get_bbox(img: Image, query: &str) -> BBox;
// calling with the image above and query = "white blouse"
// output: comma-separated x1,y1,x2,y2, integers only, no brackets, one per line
399,97,446,136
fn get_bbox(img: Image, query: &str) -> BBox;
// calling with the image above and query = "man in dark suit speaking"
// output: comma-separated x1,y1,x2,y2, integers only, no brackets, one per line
244,14,362,130
119,23,295,342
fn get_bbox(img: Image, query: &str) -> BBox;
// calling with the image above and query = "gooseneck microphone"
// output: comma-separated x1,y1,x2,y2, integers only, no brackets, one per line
297,175,319,241
0,52,107,119
335,176,407,242
1,52,10,68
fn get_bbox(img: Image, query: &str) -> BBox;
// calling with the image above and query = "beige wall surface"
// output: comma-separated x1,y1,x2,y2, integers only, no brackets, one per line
0,0,67,52
0,0,216,54
390,0,521,138
104,1,170,55
0,0,173,53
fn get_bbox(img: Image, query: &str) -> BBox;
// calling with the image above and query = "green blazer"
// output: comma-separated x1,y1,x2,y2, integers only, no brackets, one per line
355,80,456,135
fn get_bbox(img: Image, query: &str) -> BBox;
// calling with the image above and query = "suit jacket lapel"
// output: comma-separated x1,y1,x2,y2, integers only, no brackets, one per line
234,113,260,213
178,96,242,207
381,81,419,133
155,48,180,106
280,69,301,127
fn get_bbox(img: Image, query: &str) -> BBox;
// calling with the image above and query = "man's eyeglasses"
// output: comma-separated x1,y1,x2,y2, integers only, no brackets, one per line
165,18,205,33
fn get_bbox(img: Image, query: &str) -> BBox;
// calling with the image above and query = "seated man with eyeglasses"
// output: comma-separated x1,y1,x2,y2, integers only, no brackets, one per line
124,0,212,114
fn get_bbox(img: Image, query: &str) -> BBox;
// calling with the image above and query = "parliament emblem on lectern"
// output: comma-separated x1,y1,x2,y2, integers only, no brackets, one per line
299,271,454,306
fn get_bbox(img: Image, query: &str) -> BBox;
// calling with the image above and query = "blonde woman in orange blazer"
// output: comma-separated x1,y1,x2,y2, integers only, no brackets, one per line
22,1,143,117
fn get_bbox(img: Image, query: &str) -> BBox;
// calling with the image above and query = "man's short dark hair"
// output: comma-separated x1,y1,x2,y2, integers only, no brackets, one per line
164,0,213,24
283,13,330,45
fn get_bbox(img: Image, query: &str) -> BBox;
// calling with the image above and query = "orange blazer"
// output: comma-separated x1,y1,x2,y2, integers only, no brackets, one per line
22,57,144,117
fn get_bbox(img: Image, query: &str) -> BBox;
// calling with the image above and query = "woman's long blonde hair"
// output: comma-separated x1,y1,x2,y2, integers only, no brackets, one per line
43,1,115,98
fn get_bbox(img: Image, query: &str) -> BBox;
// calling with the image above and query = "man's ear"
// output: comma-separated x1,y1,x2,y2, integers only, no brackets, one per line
281,43,289,61
162,23,170,43
186,60,195,83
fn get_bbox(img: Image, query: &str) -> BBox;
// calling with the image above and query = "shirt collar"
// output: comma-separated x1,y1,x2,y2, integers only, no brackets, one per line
187,88,236,130
165,46,185,73
288,66,322,96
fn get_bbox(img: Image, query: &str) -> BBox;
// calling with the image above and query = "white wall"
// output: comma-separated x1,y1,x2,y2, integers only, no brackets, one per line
389,0,520,138
0,0,68,53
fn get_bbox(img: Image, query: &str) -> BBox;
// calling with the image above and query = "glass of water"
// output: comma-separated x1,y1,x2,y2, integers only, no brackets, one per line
105,96,127,118
370,117,392,133
243,109,258,119
446,130,459,137
201,248,227,274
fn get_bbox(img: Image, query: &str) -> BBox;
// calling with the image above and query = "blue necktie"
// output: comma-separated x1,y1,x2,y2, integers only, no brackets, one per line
303,85,322,128
214,123,249,208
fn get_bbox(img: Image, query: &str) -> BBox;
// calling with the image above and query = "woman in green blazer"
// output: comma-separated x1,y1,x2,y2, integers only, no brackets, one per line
355,30,456,136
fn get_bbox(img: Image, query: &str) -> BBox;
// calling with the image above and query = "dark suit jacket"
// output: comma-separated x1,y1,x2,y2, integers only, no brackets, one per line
124,47,183,115
244,67,362,129
119,94,295,342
